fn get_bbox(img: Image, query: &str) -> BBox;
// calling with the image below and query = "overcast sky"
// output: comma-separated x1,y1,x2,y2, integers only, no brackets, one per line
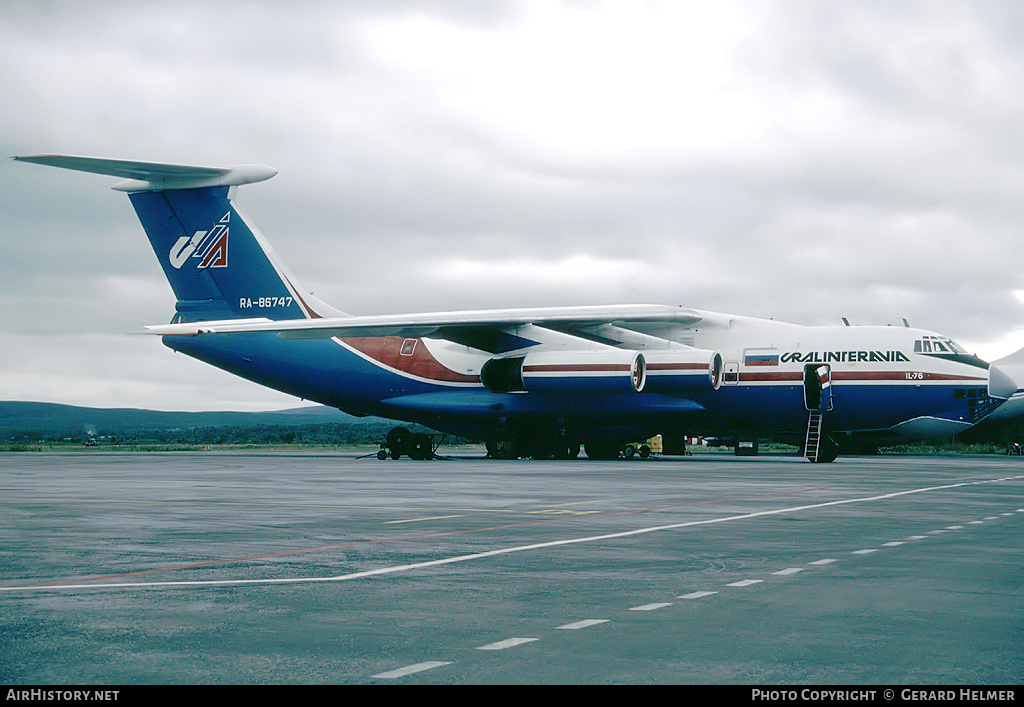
4,0,1024,411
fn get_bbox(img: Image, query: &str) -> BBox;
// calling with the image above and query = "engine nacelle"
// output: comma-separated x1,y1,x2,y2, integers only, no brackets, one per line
482,349,646,395
642,349,723,394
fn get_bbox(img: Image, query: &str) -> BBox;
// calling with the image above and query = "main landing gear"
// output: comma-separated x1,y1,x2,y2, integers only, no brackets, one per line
377,426,439,460
486,434,582,460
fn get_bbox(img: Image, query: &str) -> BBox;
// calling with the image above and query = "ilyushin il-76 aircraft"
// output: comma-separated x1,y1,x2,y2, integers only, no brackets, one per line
17,155,1024,462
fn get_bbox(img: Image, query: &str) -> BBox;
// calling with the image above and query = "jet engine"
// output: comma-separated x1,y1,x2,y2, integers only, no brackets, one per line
481,349,646,394
641,349,723,394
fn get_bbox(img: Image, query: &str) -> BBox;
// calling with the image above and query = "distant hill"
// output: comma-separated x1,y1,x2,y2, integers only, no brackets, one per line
0,401,386,438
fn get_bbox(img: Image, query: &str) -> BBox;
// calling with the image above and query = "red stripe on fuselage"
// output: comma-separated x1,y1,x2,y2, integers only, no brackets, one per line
832,371,986,382
524,363,631,373
738,370,985,383
647,363,708,371
342,337,480,383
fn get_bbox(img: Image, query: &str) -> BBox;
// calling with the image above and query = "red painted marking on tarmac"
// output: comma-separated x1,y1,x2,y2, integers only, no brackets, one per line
16,486,832,588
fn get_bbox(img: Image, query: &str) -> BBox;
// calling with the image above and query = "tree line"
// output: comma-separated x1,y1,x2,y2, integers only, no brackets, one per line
6,421,426,447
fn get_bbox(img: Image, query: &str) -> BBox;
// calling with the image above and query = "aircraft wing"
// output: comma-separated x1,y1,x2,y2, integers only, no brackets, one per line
145,304,703,353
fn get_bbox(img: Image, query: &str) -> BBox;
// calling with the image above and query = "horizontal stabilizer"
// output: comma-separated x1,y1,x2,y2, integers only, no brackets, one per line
14,154,276,192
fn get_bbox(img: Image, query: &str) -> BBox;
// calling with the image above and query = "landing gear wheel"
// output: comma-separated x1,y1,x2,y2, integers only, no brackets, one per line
408,432,432,460
486,436,517,459
386,426,410,460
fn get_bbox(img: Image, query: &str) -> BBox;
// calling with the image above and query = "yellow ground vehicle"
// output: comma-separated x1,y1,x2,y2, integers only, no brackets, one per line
622,435,663,459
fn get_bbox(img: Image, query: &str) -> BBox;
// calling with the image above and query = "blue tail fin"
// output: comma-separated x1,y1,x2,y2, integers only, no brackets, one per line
14,155,332,323
129,186,317,322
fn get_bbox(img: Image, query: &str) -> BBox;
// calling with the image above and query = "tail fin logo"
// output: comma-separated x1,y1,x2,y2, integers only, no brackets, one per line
169,213,230,270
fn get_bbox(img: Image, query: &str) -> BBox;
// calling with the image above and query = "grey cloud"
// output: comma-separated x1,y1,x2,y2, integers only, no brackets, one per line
4,1,1024,410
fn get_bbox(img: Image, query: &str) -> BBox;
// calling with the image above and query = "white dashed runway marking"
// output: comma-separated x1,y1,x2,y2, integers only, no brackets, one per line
557,619,609,630
726,579,763,587
477,638,539,651
371,661,451,679
678,591,718,599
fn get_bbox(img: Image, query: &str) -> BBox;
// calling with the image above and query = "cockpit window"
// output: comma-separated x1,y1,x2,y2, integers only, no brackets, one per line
914,335,968,355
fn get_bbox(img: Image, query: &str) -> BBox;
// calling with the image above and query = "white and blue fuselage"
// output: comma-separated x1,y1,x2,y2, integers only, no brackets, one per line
162,308,996,452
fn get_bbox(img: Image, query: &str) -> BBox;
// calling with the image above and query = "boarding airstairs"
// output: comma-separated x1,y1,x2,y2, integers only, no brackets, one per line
804,410,824,462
